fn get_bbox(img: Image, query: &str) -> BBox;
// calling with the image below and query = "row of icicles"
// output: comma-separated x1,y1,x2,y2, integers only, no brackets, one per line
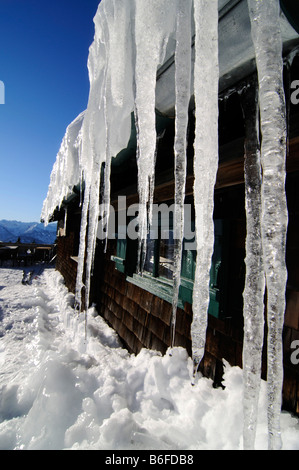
72,0,288,450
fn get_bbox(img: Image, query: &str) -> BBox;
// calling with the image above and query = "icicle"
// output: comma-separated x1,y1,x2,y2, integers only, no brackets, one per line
240,80,265,450
170,0,192,351
64,206,68,234
78,3,111,316
75,181,90,311
134,10,157,271
191,0,219,379
75,111,102,314
134,0,176,273
76,0,135,315
84,156,102,311
101,0,133,254
100,43,111,256
103,122,112,255
74,19,106,312
79,172,83,208
248,0,288,451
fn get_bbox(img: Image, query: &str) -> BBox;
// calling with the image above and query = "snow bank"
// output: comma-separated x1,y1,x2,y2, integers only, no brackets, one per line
0,267,298,450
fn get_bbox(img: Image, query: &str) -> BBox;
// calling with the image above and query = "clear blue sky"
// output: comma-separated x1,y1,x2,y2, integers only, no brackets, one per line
0,0,100,222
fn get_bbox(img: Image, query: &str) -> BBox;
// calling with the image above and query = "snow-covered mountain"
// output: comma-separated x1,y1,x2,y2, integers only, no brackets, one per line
0,220,57,244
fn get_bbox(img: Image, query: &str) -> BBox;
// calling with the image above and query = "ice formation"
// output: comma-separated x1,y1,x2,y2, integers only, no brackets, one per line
240,81,265,450
171,0,192,349
134,0,176,271
41,111,85,224
75,0,135,311
191,0,219,378
247,0,288,451
41,0,294,450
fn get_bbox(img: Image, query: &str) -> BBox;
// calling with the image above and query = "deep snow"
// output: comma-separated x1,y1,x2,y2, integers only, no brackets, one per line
0,266,298,451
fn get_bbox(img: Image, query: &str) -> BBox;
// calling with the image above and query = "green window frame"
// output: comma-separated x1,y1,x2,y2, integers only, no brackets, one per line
111,237,127,273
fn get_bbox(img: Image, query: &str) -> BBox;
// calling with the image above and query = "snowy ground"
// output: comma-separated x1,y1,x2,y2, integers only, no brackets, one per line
0,266,298,451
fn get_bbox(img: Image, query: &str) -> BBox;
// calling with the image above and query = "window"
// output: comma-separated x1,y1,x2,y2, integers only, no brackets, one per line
143,233,157,276
112,204,229,319
111,235,127,273
143,218,175,281
159,230,175,280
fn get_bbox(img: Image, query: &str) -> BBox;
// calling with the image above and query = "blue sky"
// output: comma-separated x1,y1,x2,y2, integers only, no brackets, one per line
0,0,100,222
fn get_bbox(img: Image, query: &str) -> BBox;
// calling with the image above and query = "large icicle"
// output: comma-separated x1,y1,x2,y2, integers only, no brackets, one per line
134,0,176,272
75,0,135,312
82,7,110,315
191,0,219,378
100,0,134,253
74,2,108,311
171,0,192,350
248,0,288,451
240,81,265,450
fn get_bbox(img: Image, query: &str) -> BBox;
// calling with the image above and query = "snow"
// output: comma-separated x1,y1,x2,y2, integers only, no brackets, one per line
0,266,298,451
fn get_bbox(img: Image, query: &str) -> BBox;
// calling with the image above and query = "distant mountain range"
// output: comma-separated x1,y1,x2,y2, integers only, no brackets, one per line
0,220,57,245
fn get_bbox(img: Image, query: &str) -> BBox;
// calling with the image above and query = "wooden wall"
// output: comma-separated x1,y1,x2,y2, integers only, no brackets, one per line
56,233,78,293
56,207,81,294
